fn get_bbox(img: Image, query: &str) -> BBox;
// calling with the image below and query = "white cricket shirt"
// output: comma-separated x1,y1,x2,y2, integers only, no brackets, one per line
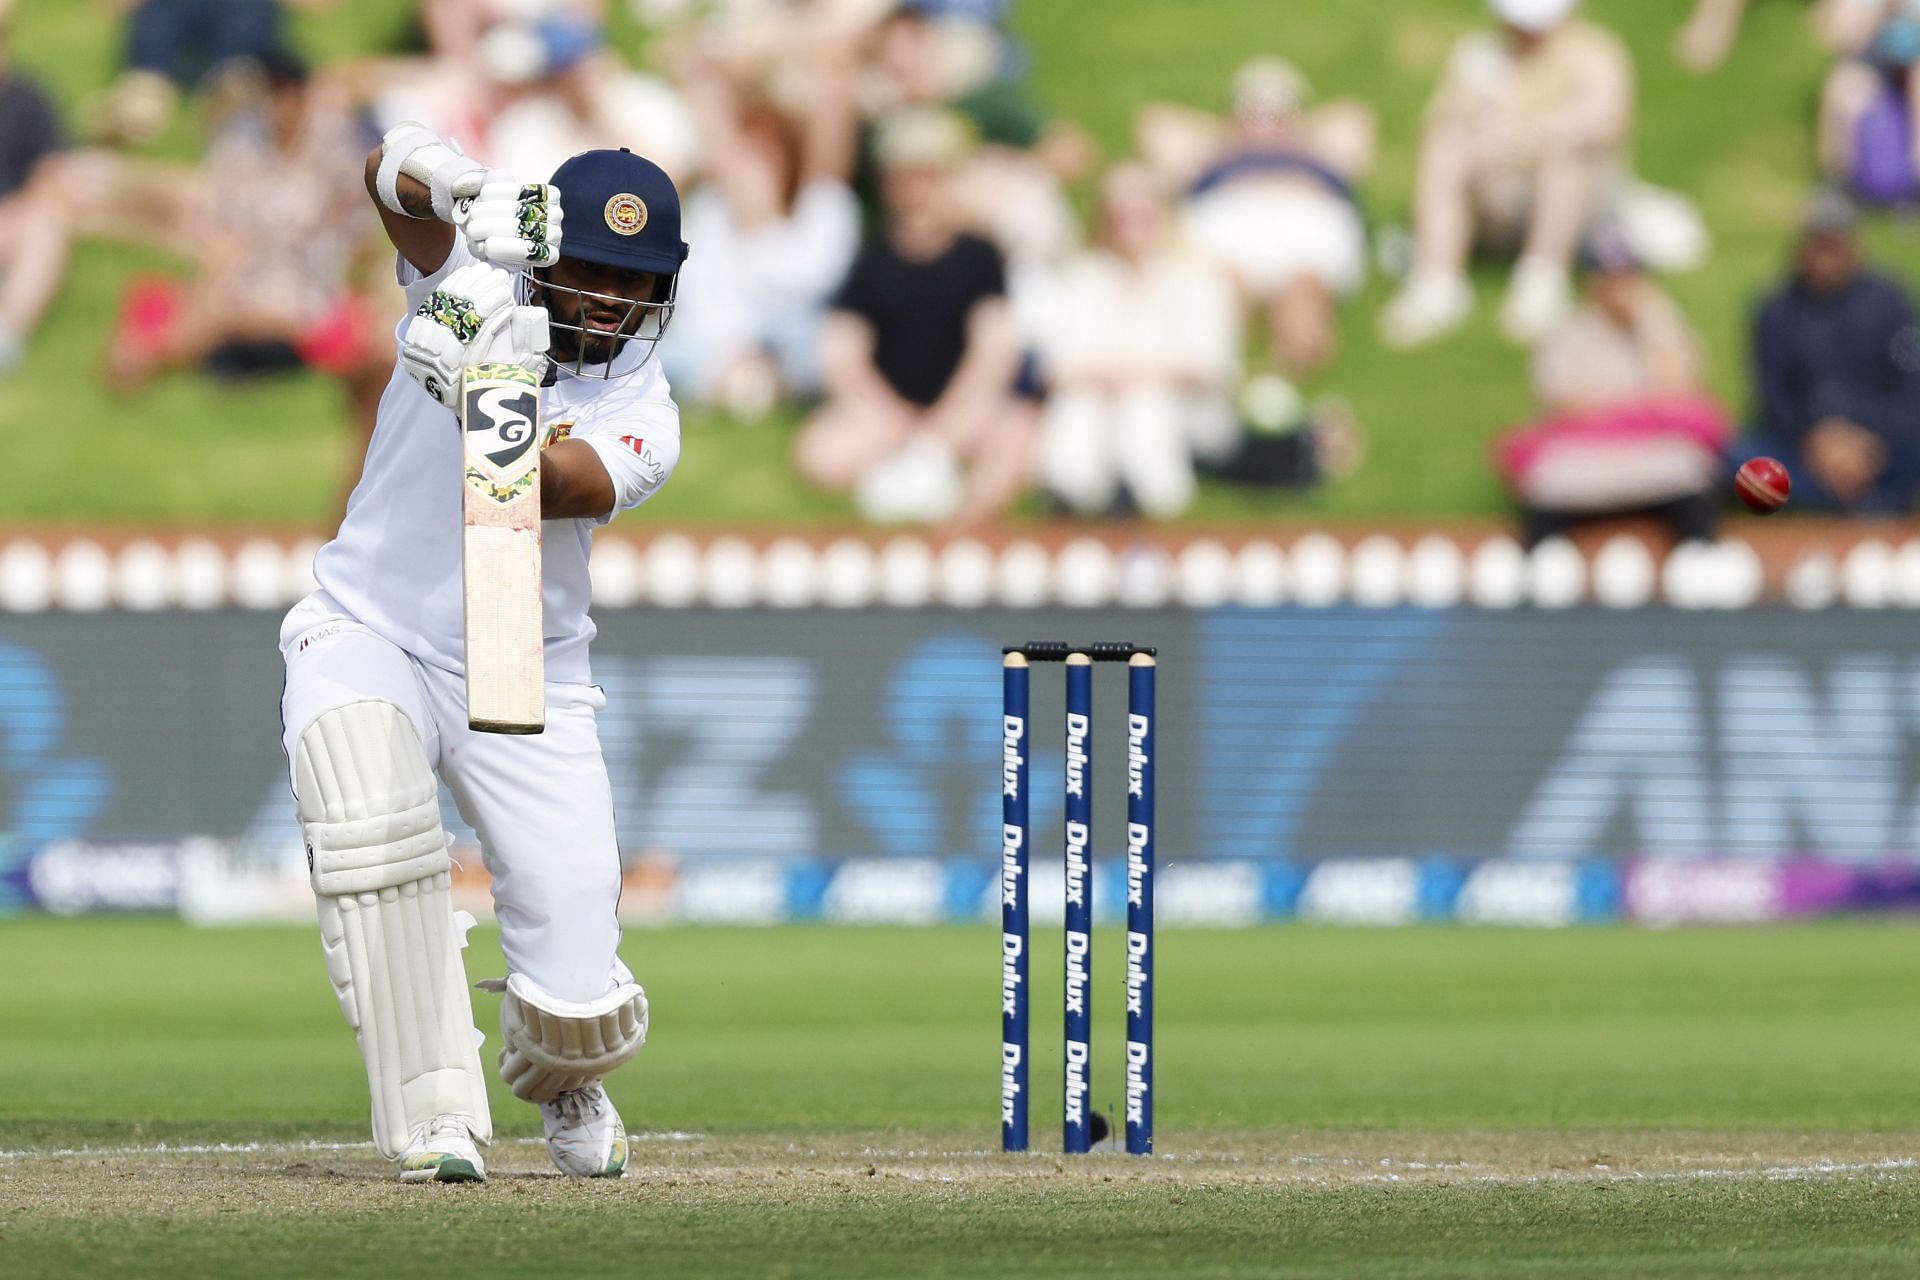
313,240,682,684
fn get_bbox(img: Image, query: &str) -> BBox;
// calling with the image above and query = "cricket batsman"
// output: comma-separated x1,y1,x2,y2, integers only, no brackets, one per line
274,125,687,1182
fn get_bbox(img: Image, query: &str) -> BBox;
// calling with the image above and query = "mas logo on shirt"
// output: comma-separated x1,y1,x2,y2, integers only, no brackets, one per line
544,420,574,449
617,434,667,484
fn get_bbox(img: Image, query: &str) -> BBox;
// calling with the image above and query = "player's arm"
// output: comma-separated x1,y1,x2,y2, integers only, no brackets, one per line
540,441,616,520
565,413,683,524
363,143,456,275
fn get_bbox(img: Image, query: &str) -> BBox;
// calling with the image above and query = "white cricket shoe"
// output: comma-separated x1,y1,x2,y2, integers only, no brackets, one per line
1378,270,1473,349
540,1084,629,1178
398,1116,486,1184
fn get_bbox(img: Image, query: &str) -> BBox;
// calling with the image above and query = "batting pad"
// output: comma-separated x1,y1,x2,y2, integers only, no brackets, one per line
296,699,493,1159
488,973,649,1101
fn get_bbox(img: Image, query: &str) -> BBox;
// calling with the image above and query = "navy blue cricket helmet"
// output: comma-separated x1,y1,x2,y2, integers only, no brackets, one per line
549,148,689,276
532,148,689,378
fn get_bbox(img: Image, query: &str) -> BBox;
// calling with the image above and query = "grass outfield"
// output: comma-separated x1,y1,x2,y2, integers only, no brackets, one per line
4,918,1920,1276
2,0,1907,524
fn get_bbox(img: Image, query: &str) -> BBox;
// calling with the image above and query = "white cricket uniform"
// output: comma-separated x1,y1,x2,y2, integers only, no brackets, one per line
279,239,680,1002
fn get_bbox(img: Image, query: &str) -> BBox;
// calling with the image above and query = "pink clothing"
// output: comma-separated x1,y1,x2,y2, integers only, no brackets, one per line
1494,394,1733,512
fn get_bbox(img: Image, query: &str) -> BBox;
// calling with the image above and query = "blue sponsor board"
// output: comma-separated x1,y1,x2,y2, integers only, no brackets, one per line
646,855,1626,927
20,840,184,914
7,606,1920,923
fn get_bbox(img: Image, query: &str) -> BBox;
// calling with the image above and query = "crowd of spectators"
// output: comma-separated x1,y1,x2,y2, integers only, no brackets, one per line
4,0,1920,533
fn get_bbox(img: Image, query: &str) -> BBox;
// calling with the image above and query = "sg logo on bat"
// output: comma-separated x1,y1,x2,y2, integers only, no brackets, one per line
462,364,541,503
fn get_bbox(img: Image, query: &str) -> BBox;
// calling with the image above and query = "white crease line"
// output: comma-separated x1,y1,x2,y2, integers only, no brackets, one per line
1457,1157,1920,1187
0,1133,706,1161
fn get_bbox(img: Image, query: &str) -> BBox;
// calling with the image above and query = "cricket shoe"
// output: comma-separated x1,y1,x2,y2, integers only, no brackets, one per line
398,1117,487,1184
540,1084,629,1178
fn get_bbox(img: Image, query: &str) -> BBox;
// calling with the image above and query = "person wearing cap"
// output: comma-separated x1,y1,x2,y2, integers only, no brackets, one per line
1379,0,1634,349
1738,190,1920,511
272,127,691,1183
795,107,1036,525
1147,56,1374,376
1495,225,1727,546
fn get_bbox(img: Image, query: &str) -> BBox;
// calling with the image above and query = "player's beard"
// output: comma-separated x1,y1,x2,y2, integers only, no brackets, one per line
531,276,649,369
551,301,640,367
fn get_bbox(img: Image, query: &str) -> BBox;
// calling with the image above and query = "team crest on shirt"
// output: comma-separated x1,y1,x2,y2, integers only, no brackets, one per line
545,421,574,448
604,194,648,236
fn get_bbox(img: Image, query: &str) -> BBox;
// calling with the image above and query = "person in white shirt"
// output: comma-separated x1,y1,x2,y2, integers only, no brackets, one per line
661,32,860,415
1038,164,1241,518
277,127,687,1183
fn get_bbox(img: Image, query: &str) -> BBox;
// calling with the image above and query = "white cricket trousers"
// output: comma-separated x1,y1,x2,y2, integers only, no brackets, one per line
278,591,630,1003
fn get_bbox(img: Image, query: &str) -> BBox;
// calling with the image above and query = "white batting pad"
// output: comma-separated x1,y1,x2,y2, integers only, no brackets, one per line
297,699,493,1158
489,973,649,1101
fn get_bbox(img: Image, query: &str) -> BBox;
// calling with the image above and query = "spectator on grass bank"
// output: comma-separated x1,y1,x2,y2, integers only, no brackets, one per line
1737,191,1920,513
1813,0,1920,205
0,45,390,503
1135,57,1373,377
1494,228,1728,547
90,0,339,144
1036,165,1241,519
793,110,1036,527
1380,0,1640,348
322,1,695,187
478,7,698,185
660,32,861,417
863,2,1089,273
0,0,66,374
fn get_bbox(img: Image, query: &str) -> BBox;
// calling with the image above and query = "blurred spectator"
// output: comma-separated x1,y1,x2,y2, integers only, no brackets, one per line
1674,0,1752,71
1036,165,1240,518
92,0,338,144
1814,0,1920,204
0,0,66,373
794,110,1035,526
864,3,1088,271
1380,0,1635,348
1494,228,1728,545
1138,57,1374,376
0,50,386,424
482,12,698,184
326,1,695,185
662,34,861,416
1736,191,1920,512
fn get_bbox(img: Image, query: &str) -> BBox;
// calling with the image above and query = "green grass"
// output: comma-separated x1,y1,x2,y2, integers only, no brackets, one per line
5,0,1916,525
3,919,1920,1276
5,919,1920,1140
7,1179,1920,1279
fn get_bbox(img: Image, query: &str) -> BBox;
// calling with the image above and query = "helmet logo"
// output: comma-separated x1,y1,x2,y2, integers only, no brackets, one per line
604,194,648,236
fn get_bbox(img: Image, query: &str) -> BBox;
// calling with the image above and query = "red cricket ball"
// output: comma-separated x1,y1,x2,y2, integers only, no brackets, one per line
1734,457,1791,514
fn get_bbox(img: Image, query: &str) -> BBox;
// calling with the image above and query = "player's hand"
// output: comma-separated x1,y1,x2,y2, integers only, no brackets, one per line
401,263,518,407
454,176,563,268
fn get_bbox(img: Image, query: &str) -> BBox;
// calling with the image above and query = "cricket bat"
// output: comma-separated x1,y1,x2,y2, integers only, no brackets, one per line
460,362,545,733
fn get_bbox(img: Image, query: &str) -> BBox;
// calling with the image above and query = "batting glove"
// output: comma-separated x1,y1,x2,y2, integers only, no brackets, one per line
456,178,564,269
402,263,519,407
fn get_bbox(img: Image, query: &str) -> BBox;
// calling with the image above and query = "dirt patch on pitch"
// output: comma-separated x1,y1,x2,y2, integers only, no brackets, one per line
2,1129,1917,1223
